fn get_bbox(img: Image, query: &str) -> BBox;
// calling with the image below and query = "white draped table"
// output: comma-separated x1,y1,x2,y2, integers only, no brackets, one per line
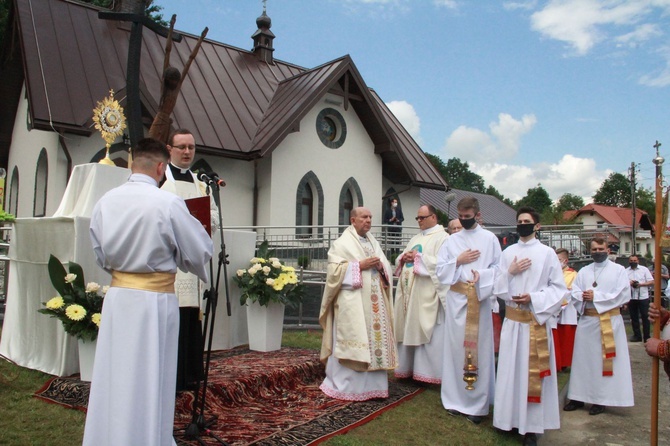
0,163,255,376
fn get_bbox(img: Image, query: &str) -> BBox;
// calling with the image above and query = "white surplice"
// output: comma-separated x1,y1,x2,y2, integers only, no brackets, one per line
319,226,397,401
83,174,213,446
394,225,450,383
435,224,501,416
568,259,634,407
492,238,566,435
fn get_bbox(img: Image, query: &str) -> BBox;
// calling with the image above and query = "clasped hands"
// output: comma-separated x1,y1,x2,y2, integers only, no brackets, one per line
360,256,384,271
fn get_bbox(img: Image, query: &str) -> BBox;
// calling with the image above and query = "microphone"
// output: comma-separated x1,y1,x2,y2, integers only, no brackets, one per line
198,172,226,187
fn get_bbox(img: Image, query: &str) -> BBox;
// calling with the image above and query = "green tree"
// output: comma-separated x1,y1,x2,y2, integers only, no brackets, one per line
555,193,585,213
516,184,552,214
592,172,632,207
635,187,655,222
486,185,514,207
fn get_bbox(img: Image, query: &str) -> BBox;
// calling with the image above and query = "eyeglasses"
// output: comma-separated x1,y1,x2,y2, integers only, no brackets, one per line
415,214,434,221
171,144,196,151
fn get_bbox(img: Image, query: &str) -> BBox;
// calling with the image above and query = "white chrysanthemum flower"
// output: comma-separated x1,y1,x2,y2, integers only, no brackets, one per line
102,285,110,294
86,282,101,293
262,266,271,275
271,261,282,269
265,278,275,286
64,273,77,283
236,269,246,277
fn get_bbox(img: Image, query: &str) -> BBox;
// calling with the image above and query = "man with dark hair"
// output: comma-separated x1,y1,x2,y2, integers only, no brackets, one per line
492,207,566,445
436,196,501,424
84,138,213,446
626,255,654,342
319,207,397,400
162,128,219,391
394,204,450,384
563,237,633,416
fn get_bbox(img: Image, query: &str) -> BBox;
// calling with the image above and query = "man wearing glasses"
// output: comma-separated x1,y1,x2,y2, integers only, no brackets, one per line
161,128,219,392
435,197,502,425
393,205,450,384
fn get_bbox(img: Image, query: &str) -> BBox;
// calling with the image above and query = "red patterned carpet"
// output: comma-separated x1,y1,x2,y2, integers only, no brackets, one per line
34,347,422,445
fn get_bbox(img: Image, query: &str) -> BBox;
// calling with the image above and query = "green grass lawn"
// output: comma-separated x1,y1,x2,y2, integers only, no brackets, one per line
0,328,559,445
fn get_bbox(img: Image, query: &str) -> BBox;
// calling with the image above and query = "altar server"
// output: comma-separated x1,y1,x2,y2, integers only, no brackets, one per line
492,207,566,446
84,138,213,446
435,196,501,424
563,237,633,416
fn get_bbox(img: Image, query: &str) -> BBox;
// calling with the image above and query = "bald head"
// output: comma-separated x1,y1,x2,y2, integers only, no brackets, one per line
350,207,372,236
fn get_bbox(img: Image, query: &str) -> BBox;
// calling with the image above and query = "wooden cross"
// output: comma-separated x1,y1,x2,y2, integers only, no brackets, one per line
99,2,182,148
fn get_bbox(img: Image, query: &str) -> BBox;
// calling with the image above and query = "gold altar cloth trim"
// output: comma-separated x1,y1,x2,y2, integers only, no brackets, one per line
505,305,551,403
583,307,620,376
111,271,176,294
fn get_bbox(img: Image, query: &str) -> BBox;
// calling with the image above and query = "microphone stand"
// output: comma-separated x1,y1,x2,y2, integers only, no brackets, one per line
179,178,231,446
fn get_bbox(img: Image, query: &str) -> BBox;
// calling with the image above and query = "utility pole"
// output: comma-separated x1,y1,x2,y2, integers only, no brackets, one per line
630,162,637,255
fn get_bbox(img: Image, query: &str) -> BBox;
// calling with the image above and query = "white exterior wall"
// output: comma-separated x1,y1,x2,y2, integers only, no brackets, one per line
574,212,655,256
264,94,384,227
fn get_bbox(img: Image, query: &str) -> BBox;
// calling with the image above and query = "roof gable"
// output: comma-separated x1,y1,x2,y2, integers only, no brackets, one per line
4,0,445,189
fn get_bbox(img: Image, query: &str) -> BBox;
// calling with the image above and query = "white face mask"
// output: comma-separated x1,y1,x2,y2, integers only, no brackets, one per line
391,202,397,208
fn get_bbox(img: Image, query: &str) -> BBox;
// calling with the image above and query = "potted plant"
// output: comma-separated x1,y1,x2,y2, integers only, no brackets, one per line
234,241,304,351
38,254,107,380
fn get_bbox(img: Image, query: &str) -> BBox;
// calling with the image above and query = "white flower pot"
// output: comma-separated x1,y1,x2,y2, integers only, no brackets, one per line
77,338,97,382
245,300,285,352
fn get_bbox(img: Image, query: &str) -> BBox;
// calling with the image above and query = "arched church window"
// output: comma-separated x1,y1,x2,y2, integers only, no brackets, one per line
8,166,19,216
33,148,48,217
338,178,364,229
295,171,324,238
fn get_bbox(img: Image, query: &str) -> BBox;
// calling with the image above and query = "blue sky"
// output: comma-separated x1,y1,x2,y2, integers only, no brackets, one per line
156,0,670,202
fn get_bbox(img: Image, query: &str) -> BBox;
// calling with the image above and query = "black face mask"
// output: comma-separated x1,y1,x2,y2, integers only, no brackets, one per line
459,217,477,230
592,252,608,263
629,262,638,269
516,223,535,238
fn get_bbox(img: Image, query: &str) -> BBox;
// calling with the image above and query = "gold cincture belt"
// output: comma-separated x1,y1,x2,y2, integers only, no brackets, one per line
451,281,480,373
111,271,176,294
505,305,550,403
583,307,620,376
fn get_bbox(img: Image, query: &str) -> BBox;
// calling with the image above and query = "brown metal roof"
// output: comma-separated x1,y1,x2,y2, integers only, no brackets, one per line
3,0,446,189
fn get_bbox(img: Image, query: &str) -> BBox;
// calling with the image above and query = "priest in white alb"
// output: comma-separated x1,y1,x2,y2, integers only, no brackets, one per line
435,197,501,424
319,207,397,401
492,207,566,446
84,138,213,446
563,237,633,416
394,204,450,384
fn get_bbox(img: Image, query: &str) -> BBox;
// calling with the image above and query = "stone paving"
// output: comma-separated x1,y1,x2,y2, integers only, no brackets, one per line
540,340,670,445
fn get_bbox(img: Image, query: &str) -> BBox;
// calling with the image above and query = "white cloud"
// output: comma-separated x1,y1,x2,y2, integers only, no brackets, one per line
386,100,423,144
529,0,668,56
615,23,662,48
640,44,670,86
443,113,536,164
472,154,611,202
503,1,537,11
433,0,459,9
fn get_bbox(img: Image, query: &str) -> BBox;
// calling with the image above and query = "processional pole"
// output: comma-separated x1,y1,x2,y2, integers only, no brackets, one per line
651,140,664,446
